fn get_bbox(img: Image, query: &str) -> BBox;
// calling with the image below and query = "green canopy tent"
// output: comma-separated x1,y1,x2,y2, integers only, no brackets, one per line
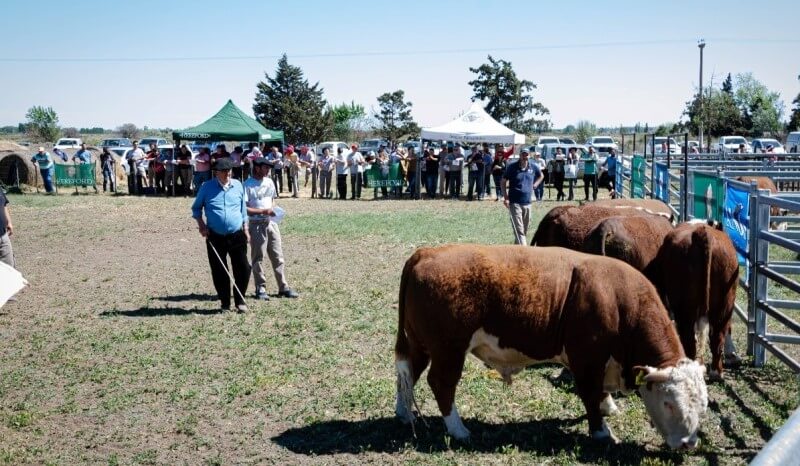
172,100,284,145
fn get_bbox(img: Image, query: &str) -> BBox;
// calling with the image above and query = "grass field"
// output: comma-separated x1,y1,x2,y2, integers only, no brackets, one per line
0,192,798,465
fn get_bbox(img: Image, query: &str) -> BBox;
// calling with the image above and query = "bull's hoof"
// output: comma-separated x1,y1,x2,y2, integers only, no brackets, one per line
591,420,620,444
723,353,743,368
600,395,620,417
447,426,471,442
708,370,724,382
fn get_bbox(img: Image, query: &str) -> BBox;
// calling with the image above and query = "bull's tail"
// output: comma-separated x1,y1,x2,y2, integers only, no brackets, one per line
395,253,419,427
600,227,611,257
691,226,713,352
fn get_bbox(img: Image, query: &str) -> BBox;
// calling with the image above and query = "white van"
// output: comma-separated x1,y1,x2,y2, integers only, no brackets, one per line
786,132,800,153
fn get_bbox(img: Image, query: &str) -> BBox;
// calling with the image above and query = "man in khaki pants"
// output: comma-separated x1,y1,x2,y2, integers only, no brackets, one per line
243,158,299,300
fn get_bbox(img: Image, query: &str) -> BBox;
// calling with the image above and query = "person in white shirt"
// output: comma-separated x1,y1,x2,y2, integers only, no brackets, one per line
243,157,298,300
347,144,365,199
334,146,349,199
126,140,148,194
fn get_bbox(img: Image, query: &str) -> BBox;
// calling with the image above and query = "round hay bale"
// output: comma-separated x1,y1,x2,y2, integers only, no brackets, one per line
0,152,36,187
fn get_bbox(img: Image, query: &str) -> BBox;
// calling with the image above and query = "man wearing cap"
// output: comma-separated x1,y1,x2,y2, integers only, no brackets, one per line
31,147,55,193
191,158,251,313
244,158,299,300
502,148,544,245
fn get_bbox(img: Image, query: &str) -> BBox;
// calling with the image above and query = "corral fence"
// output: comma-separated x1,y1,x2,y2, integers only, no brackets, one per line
613,145,800,461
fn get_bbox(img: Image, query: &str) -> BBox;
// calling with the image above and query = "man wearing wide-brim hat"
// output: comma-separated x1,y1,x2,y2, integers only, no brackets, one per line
191,157,251,313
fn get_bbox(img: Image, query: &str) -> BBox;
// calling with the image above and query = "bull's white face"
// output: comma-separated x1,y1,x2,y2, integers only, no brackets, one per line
637,358,708,449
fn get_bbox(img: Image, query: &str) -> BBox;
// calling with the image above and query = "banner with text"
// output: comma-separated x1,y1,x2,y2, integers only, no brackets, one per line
654,163,670,203
692,172,724,221
364,163,403,188
54,162,96,186
723,184,750,265
631,155,646,198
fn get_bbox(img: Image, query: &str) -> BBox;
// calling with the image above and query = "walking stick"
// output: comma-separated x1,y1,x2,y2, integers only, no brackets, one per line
73,161,79,195
34,164,39,194
207,239,247,307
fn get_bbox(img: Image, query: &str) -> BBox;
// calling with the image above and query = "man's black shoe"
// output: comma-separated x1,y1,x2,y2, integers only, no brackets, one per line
278,289,299,298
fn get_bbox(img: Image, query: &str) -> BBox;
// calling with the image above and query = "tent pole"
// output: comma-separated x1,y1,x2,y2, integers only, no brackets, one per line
416,136,422,200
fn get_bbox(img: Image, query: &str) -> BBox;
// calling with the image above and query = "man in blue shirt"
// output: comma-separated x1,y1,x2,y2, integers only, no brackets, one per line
191,158,251,313
602,148,618,197
73,143,92,164
502,148,544,245
30,147,55,193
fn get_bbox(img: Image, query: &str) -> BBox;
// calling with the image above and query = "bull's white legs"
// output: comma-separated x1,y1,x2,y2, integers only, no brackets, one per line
724,331,741,363
395,359,415,423
443,403,470,440
599,393,619,416
591,419,620,444
694,317,710,363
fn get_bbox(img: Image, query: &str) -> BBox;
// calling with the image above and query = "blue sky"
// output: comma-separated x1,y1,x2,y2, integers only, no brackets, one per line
1,0,798,133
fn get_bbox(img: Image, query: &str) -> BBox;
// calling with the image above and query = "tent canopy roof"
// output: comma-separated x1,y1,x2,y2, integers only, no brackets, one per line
173,100,284,142
420,103,526,144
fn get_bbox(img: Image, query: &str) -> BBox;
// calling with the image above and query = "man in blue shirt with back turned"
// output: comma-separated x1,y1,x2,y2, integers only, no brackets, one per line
502,148,544,245
191,158,251,313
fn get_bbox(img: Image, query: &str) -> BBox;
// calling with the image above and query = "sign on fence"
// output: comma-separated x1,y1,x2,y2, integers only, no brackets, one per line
654,163,670,203
631,155,646,198
693,172,724,221
54,162,96,186
364,163,403,188
723,184,750,265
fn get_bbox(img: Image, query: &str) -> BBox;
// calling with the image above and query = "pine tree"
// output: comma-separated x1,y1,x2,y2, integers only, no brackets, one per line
468,55,550,134
787,93,800,132
374,90,419,143
253,54,333,144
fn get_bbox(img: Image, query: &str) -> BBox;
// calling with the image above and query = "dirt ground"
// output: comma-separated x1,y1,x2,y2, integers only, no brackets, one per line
0,188,798,465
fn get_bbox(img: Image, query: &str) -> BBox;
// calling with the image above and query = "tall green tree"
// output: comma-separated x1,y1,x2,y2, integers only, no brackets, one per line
721,73,734,95
374,90,418,142
25,105,60,142
733,72,784,137
253,54,333,144
468,55,550,134
330,101,367,141
683,88,742,137
574,120,597,143
787,92,800,132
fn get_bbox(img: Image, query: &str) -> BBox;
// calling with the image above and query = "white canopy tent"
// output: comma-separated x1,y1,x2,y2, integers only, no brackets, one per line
420,103,526,145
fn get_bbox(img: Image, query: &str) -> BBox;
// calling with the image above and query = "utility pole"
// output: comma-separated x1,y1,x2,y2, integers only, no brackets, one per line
698,39,706,152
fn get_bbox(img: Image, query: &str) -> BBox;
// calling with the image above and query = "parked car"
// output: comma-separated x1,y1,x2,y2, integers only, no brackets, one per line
101,138,132,149
585,136,619,153
358,138,389,155
317,141,351,156
534,136,560,153
652,137,681,155
787,132,800,153
751,138,786,154
539,143,604,178
716,136,751,154
54,137,83,150
138,137,171,149
559,137,577,144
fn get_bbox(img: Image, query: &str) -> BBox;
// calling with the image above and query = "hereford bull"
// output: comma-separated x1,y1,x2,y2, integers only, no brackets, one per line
582,215,674,272
395,245,708,449
590,198,674,220
649,220,739,378
736,176,787,230
531,204,672,250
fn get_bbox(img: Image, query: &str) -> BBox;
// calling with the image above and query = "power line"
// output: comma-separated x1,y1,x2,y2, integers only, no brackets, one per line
2,38,797,64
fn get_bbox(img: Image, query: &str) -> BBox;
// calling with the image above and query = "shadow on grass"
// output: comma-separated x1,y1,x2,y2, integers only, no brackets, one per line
99,307,223,317
152,293,218,302
272,416,703,464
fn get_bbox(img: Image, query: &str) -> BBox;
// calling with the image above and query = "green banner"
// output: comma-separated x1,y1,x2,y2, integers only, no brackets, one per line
54,162,96,186
631,155,646,199
364,163,403,188
692,172,724,221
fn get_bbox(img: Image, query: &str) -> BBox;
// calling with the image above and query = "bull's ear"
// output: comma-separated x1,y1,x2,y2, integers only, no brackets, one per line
644,368,671,384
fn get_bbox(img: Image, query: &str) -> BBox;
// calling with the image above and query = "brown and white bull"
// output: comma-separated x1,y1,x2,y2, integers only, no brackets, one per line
582,215,674,272
736,176,787,230
395,245,708,448
531,204,672,249
649,220,739,379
